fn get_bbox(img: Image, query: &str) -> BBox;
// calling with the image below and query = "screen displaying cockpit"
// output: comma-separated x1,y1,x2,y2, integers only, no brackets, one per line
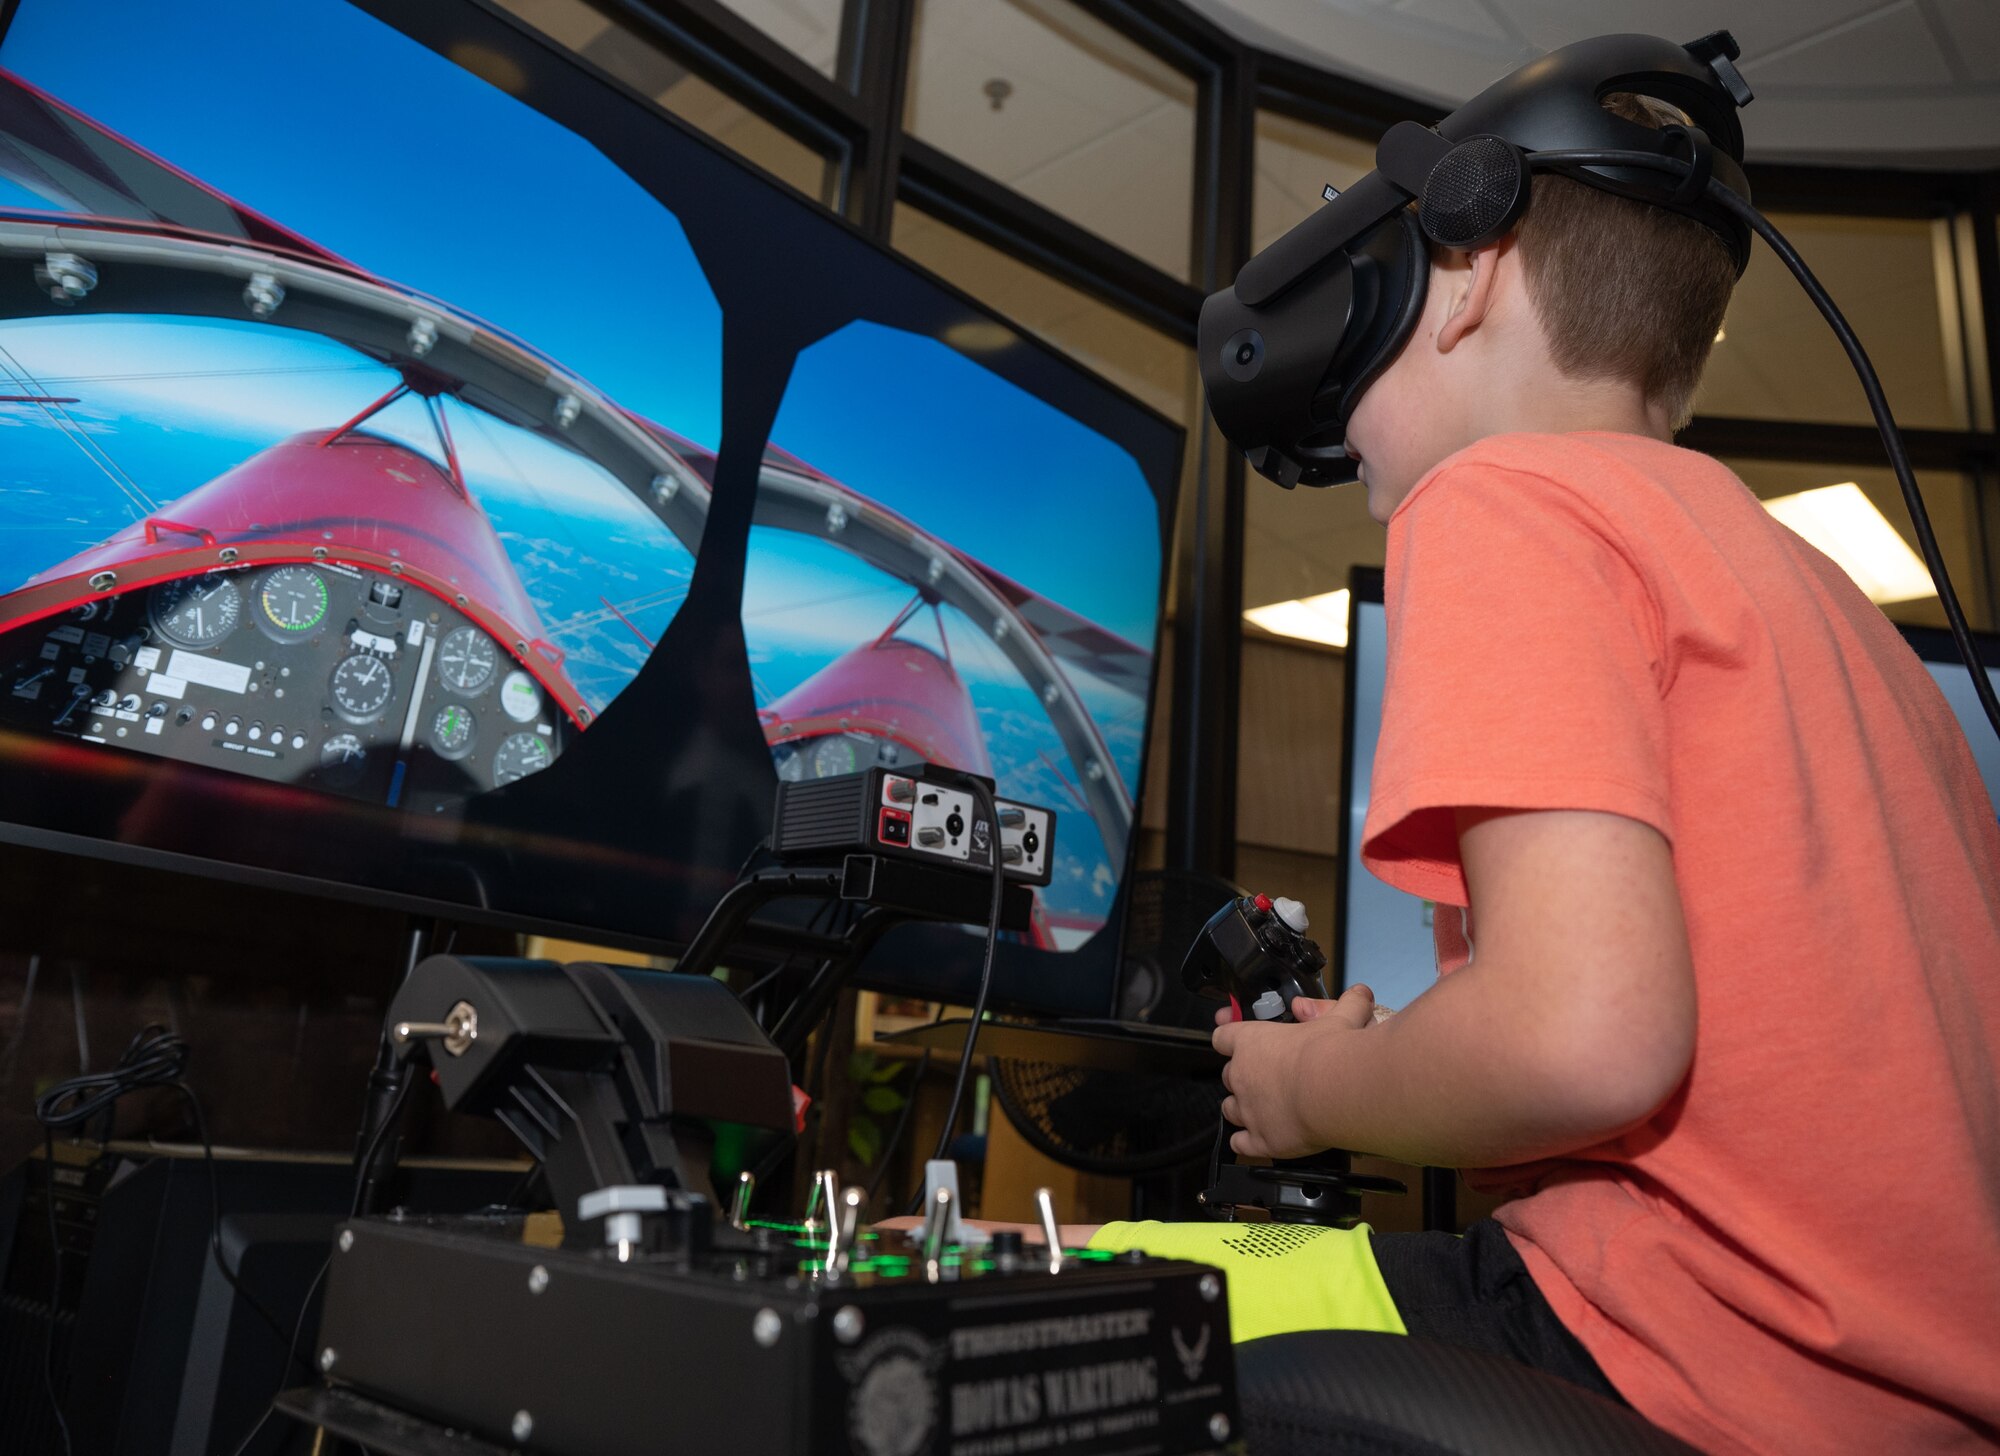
0,0,1180,1010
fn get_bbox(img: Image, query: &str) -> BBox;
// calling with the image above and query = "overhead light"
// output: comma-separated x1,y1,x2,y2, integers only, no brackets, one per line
942,319,1016,354
1762,482,1935,604
1243,588,1349,647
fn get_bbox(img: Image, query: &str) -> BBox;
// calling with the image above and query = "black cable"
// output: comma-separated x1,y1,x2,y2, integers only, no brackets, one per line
222,1074,414,1456
925,781,1008,1169
34,1025,293,1448
220,1257,329,1456
864,1008,947,1207
41,1130,72,1456
1524,145,2000,743
171,1084,302,1351
730,835,771,884
735,898,837,1016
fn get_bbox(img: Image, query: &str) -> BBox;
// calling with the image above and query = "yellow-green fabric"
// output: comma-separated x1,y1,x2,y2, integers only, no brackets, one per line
1086,1221,1407,1344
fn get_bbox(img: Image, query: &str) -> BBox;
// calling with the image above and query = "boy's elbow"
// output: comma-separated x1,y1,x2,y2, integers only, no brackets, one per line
1542,990,1695,1138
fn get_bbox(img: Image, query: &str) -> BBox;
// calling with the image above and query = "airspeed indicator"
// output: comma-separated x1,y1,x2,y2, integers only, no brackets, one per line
257,565,329,639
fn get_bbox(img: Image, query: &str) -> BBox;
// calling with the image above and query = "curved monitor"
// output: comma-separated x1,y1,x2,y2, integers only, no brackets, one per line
0,0,1180,1015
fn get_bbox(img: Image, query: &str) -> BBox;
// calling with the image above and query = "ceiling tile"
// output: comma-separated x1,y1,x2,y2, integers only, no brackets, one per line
1183,0,2000,163
1389,0,1520,47
1928,0,2000,83
1488,0,1886,58
1748,2,1954,89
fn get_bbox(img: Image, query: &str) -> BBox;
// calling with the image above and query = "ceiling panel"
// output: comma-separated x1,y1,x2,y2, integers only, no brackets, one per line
906,0,1197,277
1744,2,1954,89
1926,0,2000,84
1184,0,2000,165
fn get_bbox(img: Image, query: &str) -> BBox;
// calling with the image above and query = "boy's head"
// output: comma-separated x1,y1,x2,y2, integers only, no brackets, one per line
1346,95,1738,524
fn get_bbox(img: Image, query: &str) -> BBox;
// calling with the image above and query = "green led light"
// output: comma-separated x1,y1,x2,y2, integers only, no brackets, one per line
971,1259,996,1272
747,1219,809,1234
1074,1248,1116,1262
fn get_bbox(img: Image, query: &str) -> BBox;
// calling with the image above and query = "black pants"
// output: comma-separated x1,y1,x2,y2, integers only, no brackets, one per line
1370,1219,1626,1405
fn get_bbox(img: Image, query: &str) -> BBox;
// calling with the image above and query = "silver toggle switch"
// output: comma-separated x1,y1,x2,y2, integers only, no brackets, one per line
922,1186,953,1280
1035,1186,1064,1273
832,1186,865,1274
391,999,478,1057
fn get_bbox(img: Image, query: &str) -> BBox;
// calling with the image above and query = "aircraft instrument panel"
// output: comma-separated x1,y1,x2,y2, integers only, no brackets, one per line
1,564,566,808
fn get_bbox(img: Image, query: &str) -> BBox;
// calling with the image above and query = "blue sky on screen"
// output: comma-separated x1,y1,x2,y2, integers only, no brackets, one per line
0,0,723,449
748,323,1162,924
0,316,693,714
769,322,1161,648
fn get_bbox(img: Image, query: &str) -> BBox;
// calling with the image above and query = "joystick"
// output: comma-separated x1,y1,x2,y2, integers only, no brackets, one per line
1181,891,1330,1023
1181,892,1405,1225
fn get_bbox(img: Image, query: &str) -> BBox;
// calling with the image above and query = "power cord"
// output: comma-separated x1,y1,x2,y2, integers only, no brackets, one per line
221,1073,414,1456
32,1025,297,1455
904,779,1009,1215
864,1002,946,1208
1526,144,2000,743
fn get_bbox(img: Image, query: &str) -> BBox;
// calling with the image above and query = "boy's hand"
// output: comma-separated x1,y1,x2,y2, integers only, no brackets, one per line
1212,984,1378,1159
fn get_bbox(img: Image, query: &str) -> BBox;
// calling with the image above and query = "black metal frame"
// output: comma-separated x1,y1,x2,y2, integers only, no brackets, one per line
555,0,2000,879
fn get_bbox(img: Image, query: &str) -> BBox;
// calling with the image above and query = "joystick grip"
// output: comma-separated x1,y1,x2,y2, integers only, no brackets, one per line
1181,893,1330,1022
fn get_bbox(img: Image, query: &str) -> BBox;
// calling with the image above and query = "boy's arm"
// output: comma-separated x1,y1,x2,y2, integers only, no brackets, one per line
1215,807,1696,1169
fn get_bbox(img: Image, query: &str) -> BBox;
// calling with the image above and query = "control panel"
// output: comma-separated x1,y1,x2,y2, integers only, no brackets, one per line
0,564,567,807
311,1174,1237,1456
774,766,1055,886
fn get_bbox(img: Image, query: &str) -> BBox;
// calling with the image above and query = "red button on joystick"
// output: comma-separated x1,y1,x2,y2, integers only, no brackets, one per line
1252,893,1273,911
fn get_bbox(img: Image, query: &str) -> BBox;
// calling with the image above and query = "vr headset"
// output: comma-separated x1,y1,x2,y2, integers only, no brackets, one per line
1199,32,1754,491
1199,31,2000,744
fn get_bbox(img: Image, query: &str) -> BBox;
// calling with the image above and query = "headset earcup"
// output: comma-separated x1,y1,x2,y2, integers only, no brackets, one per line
1419,136,1532,250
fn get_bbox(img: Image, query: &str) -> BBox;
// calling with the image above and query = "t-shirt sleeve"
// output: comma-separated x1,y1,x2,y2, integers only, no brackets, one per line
1360,459,1672,906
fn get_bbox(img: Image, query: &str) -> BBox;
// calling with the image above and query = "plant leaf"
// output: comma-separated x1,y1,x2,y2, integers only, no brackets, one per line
848,1118,883,1164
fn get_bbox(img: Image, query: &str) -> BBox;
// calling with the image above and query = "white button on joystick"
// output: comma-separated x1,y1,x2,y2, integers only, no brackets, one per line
1272,896,1310,933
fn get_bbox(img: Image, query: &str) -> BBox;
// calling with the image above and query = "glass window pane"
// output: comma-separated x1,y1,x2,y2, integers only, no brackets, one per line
891,202,1197,837
1723,458,1989,632
711,0,844,80
1237,479,1378,869
1242,474,1381,630
492,0,837,204
1697,214,1966,430
1253,110,1377,256
892,202,1190,420
905,0,1196,280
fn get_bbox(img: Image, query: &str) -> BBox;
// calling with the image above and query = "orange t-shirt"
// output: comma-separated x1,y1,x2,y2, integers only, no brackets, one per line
1360,432,2000,1456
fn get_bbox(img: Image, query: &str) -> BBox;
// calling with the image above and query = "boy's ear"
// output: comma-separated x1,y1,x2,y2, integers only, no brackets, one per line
1436,239,1508,353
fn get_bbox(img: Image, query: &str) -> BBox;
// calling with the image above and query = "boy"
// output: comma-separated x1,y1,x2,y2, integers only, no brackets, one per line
962,104,2000,1454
